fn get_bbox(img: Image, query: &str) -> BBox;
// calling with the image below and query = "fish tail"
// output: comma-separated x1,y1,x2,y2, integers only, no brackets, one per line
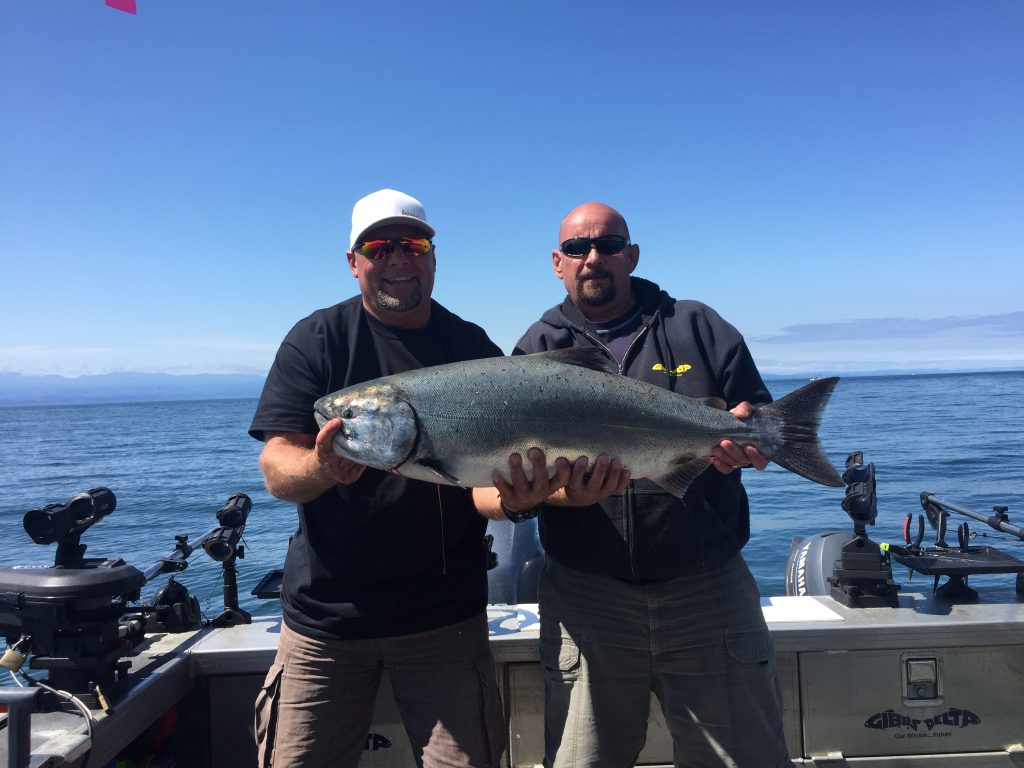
755,377,844,487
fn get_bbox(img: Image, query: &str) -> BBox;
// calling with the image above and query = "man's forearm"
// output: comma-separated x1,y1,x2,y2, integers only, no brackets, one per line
472,487,506,520
259,436,337,504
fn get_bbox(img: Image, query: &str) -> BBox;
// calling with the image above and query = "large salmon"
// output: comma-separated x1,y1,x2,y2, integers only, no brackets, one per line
313,348,843,498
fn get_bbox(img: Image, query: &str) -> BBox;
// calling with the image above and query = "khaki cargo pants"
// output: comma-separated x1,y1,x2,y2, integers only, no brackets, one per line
255,613,506,768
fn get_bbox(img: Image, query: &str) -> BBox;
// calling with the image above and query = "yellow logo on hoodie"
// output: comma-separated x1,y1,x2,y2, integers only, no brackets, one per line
652,363,692,376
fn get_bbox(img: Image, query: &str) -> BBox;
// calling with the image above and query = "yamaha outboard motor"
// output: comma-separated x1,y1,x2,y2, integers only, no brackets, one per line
486,517,545,605
786,451,900,607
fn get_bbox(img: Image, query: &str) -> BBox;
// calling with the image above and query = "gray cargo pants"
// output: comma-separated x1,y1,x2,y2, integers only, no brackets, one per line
539,556,792,768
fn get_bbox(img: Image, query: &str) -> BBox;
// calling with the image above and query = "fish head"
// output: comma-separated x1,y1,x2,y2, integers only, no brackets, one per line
313,383,417,471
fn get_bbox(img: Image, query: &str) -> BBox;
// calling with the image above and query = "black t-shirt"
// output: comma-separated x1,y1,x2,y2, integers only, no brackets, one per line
249,296,503,639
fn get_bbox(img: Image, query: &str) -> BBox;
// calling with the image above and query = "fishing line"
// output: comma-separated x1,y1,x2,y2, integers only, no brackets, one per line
436,484,447,575
190,533,260,623
237,533,260,568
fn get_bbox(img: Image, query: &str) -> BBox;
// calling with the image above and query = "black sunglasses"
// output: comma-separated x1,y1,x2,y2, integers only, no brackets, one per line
559,235,630,258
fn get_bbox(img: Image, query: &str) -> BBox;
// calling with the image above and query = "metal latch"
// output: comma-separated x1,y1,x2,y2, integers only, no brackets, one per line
810,751,849,766
905,656,939,701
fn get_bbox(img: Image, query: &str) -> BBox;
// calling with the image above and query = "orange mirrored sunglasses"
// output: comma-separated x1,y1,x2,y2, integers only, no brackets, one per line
354,238,432,260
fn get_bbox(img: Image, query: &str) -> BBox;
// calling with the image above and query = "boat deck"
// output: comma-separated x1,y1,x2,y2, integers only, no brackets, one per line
3,589,1023,767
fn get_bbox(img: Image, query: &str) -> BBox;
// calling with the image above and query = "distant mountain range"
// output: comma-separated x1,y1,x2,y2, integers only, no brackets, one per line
0,372,267,407
1,368,1018,408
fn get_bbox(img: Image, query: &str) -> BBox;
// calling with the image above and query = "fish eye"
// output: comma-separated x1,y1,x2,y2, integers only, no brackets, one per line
342,408,354,419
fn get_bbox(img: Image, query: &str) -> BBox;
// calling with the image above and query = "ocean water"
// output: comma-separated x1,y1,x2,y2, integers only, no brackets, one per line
1,371,1023,621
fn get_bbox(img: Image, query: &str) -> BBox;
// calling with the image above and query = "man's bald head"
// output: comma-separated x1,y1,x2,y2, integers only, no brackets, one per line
558,202,631,246
552,202,639,322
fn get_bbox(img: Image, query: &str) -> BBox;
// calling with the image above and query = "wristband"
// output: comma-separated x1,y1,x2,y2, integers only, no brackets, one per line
500,499,540,523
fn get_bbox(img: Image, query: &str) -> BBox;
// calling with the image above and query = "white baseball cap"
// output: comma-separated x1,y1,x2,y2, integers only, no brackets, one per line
349,189,435,250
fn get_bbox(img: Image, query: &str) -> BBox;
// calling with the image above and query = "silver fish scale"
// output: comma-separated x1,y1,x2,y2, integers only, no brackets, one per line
388,355,756,486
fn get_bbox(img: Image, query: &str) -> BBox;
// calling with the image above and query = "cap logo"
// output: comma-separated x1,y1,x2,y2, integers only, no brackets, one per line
400,209,424,221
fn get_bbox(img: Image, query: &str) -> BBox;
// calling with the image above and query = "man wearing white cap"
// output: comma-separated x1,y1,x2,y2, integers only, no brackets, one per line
250,189,506,768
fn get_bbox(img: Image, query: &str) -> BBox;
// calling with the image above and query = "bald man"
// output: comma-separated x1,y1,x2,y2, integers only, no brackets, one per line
497,203,792,768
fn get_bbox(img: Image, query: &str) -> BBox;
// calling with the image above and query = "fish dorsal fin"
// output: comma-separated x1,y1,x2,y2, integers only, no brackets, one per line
525,347,618,375
413,458,463,486
649,457,714,499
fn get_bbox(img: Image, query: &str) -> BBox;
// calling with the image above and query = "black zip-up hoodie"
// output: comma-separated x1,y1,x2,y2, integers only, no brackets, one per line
513,278,771,580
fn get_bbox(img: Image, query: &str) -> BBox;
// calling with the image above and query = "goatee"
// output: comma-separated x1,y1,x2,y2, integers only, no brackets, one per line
577,273,616,307
376,284,423,313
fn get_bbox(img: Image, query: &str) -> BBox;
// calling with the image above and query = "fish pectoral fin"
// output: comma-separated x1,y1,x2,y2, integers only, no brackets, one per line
696,396,728,411
650,457,715,499
414,458,463,486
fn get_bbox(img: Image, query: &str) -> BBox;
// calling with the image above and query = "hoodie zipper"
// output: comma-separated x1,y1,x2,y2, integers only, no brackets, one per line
579,324,652,581
621,325,650,581
578,323,650,373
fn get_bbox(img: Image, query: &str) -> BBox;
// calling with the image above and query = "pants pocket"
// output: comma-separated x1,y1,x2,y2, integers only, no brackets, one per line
254,662,284,768
724,627,772,665
539,623,582,681
538,561,583,682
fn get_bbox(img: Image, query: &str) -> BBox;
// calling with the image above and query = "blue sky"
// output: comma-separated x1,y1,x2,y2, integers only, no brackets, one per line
2,1,1022,377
